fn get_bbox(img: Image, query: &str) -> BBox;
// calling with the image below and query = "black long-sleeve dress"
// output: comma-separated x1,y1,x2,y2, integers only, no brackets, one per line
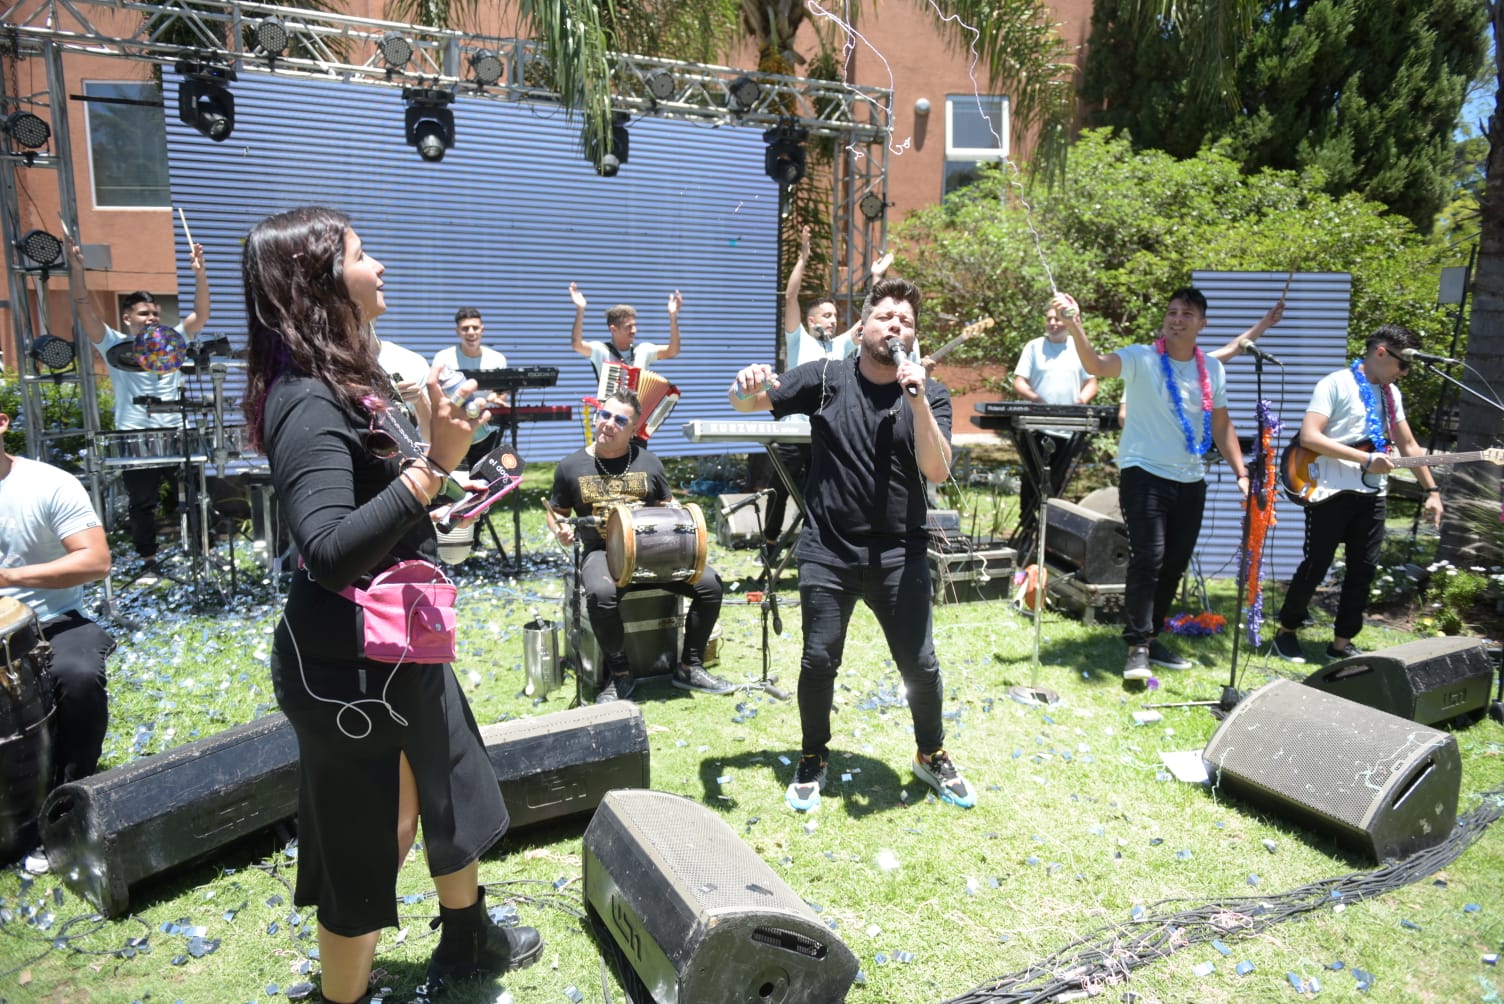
263,375,506,938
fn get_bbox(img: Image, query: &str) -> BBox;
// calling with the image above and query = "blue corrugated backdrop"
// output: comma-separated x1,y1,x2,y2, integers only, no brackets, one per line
1191,270,1352,582
165,71,781,461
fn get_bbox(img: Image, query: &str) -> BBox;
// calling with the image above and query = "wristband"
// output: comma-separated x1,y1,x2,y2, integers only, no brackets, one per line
1362,452,1375,472
1426,487,1440,494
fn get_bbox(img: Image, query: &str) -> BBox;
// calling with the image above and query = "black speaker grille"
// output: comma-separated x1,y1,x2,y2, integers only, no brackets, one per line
1204,679,1461,859
610,789,812,917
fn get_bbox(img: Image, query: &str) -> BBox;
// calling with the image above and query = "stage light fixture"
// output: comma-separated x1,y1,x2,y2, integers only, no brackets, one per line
763,120,808,188
254,17,289,58
30,334,75,371
469,48,504,87
3,110,50,149
585,112,631,177
859,192,887,222
644,68,675,102
726,75,760,113
175,61,236,142
381,32,413,70
18,228,63,270
404,88,455,162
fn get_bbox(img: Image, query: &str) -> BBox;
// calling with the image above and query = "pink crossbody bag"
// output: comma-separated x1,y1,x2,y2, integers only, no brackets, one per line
339,559,457,664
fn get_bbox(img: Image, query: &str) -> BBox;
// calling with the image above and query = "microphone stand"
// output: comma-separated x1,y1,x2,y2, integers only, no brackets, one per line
1150,353,1269,712
740,496,790,700
1008,429,1059,706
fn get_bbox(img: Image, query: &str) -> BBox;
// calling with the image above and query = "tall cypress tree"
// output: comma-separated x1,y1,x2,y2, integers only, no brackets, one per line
1080,0,1487,230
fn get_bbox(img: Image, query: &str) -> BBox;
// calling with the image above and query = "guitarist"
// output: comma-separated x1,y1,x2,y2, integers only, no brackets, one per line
1011,302,1100,542
1271,325,1442,663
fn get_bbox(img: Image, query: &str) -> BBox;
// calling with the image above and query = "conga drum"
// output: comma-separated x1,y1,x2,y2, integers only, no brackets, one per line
604,503,708,589
0,597,55,863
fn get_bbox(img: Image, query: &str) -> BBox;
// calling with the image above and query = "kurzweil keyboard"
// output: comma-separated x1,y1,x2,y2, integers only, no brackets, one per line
464,366,560,391
681,418,811,444
971,402,1120,432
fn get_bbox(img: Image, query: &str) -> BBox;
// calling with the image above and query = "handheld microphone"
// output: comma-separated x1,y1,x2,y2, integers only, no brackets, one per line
721,488,774,518
887,338,920,397
565,515,604,528
1237,338,1283,367
1401,347,1461,366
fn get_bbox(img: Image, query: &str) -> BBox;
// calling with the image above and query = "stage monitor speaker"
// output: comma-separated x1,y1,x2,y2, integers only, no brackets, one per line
1203,679,1461,862
717,493,798,548
1303,636,1493,727
40,713,299,917
480,703,649,834
584,789,859,1004
1076,486,1122,521
1044,498,1129,584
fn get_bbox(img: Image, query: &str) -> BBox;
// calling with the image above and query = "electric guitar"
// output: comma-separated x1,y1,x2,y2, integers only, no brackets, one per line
1279,436,1504,507
924,317,995,364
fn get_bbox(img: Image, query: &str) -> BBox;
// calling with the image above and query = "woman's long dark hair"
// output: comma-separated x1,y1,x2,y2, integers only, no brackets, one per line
241,206,387,449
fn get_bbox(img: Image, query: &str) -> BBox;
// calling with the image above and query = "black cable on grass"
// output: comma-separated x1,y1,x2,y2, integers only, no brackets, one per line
936,787,1504,1004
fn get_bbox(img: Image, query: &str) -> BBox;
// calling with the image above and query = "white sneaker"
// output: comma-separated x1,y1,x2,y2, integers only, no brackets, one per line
23,847,49,875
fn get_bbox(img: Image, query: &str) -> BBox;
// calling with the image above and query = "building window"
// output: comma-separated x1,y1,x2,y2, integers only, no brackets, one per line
944,95,1009,197
84,80,170,208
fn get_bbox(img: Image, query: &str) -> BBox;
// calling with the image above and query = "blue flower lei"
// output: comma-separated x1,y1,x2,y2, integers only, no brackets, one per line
1156,339,1213,456
1350,360,1390,451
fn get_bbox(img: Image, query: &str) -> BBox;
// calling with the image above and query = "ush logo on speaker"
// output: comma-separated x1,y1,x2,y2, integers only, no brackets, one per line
610,894,643,961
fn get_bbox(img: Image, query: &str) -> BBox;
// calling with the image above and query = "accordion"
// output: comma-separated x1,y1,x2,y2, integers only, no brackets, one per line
594,360,680,442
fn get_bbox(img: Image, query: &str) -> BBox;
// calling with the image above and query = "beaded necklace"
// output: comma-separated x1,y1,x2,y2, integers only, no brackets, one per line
1349,360,1395,452
1154,337,1213,456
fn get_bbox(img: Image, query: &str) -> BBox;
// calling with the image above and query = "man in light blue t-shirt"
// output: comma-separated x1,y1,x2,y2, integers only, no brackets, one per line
762,226,895,553
1011,303,1099,542
68,241,211,565
1058,287,1250,683
568,281,682,379
0,408,115,806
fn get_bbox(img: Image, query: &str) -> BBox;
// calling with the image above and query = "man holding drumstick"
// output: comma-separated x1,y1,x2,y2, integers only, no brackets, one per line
67,237,212,567
548,389,731,703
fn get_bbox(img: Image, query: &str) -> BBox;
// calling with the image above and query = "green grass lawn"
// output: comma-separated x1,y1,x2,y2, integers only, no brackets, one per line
3,464,1503,1004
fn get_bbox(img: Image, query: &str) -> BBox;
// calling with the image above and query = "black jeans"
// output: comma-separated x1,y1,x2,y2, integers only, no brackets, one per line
580,549,722,671
40,611,115,787
122,464,176,558
1119,466,1206,647
796,557,945,759
1278,491,1385,640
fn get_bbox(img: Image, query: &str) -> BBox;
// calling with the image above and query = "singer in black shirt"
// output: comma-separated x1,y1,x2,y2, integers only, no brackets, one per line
548,389,730,703
730,277,977,814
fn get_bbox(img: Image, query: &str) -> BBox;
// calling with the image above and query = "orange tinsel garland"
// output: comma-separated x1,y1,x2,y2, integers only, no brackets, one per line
1242,403,1282,644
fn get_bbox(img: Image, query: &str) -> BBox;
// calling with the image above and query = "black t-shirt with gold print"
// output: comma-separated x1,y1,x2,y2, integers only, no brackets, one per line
549,445,672,553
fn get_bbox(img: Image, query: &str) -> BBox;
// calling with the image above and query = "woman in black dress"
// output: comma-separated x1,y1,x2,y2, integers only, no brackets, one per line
242,206,541,1004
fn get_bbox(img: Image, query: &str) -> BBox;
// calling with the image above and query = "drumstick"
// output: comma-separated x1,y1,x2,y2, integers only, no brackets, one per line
1279,266,1294,303
57,213,74,244
176,207,196,248
541,500,561,538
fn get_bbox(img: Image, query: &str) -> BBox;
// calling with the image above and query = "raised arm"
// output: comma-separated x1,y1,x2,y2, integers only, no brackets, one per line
569,282,591,358
180,243,210,337
660,289,683,360
1054,292,1121,378
784,225,811,335
67,243,107,346
1210,300,1284,363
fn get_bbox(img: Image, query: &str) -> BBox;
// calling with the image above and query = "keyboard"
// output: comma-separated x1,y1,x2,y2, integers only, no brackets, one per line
486,404,573,423
681,418,812,444
971,402,1120,431
464,366,560,391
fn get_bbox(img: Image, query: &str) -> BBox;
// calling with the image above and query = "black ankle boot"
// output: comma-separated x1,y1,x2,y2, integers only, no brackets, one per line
423,886,543,992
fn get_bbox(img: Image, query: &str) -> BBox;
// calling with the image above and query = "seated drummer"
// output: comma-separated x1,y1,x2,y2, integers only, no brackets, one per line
548,389,732,703
0,407,116,869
